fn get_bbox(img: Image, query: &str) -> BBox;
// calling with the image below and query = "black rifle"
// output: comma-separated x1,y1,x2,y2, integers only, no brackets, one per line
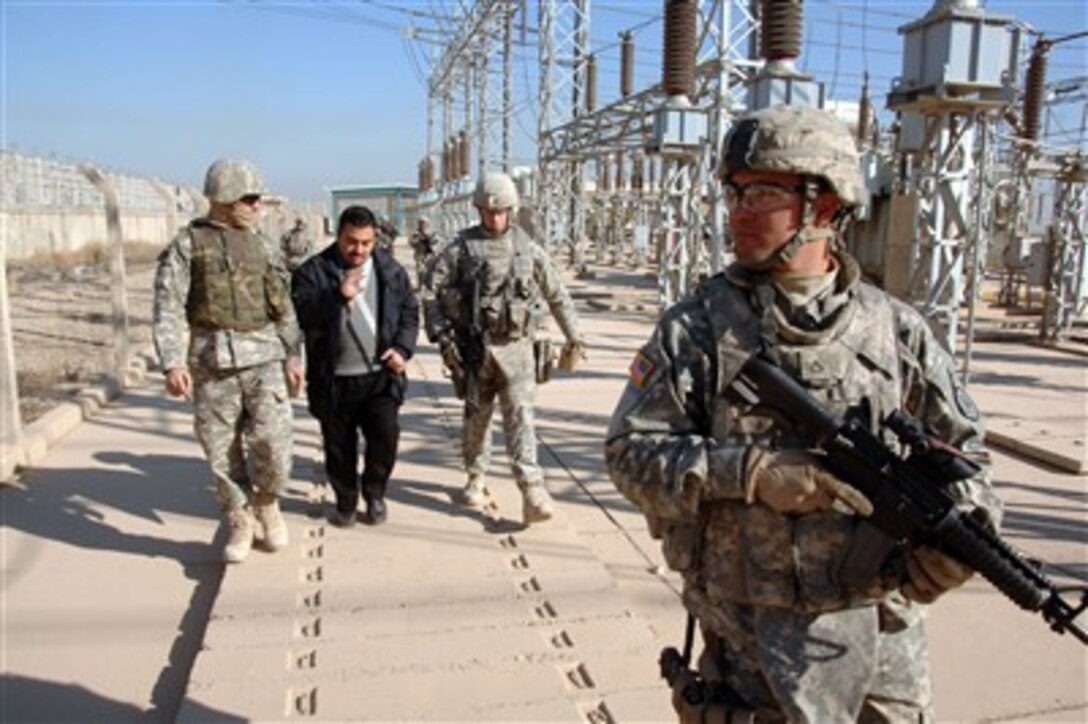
732,354,1088,645
457,255,489,417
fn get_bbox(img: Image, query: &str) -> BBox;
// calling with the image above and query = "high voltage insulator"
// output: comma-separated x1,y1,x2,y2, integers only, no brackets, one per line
760,0,802,62
586,54,598,112
663,0,697,98
620,31,634,98
421,157,433,191
1022,41,1048,142
631,154,644,191
442,140,451,183
615,150,625,188
858,73,873,146
599,156,610,192
458,130,470,178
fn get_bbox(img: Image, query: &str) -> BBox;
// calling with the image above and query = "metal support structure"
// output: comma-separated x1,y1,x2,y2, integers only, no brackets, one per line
888,0,1018,351
650,0,756,306
532,0,757,303
1041,158,1088,341
903,113,978,346
537,0,591,263
421,0,513,237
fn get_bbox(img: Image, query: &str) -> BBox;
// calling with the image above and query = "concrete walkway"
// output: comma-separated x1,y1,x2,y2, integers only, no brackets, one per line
2,263,1086,722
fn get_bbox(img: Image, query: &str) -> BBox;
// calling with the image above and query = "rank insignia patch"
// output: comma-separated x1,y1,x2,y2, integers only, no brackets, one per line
629,351,655,388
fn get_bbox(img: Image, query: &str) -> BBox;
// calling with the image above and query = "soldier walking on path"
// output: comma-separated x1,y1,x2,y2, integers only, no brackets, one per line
408,216,439,289
153,158,304,564
605,105,1004,721
425,172,586,526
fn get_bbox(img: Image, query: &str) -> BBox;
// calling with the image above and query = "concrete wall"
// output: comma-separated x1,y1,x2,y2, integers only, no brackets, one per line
2,207,330,262
1,209,180,260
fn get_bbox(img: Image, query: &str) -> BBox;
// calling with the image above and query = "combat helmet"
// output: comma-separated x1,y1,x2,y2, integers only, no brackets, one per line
472,172,519,211
718,105,862,208
204,159,265,204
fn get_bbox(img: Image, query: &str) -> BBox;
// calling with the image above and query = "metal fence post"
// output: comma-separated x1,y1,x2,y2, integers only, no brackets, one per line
1,235,23,479
79,165,130,384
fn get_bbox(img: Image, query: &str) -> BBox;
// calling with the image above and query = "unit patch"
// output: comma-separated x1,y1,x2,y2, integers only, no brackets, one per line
629,350,656,388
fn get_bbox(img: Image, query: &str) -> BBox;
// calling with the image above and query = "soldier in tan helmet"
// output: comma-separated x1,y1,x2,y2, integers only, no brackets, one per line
605,105,1003,721
153,158,304,563
425,171,586,526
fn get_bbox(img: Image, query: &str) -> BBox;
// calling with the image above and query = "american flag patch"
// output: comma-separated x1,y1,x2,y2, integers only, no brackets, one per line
629,351,655,388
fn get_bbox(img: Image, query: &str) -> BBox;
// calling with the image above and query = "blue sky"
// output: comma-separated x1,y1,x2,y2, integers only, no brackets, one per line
3,1,1085,202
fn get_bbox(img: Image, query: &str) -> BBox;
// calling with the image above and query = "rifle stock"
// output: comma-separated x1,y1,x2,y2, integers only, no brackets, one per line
732,355,1088,645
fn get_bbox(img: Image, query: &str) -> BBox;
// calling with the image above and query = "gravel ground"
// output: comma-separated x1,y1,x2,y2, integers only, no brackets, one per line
8,259,157,424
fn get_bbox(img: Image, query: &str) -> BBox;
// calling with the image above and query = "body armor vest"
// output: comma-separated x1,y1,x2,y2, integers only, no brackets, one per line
187,223,288,332
668,276,904,614
447,227,538,342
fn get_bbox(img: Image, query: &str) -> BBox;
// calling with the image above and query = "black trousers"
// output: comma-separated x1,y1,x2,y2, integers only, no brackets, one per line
320,372,401,513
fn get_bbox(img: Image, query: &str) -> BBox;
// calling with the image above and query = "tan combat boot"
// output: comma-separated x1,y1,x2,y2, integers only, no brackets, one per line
521,483,555,525
223,508,254,563
458,474,488,508
254,496,289,551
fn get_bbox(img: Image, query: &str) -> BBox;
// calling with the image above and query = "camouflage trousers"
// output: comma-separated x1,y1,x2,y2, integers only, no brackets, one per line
463,339,542,487
689,589,933,722
192,362,293,511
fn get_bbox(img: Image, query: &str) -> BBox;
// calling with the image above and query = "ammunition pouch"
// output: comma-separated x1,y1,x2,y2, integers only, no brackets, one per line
533,338,553,384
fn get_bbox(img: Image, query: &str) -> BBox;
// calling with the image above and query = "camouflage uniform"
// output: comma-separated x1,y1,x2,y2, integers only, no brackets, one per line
280,218,312,273
409,224,439,289
425,222,581,499
605,106,1002,721
153,166,301,515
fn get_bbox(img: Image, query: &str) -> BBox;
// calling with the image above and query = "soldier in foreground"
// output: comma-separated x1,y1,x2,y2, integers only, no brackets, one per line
153,159,304,563
605,105,1003,721
425,172,586,525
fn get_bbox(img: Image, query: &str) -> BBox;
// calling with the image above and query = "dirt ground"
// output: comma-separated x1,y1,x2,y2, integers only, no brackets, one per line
7,253,157,424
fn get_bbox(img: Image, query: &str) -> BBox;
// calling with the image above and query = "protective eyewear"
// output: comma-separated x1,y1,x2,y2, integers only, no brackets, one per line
723,181,800,212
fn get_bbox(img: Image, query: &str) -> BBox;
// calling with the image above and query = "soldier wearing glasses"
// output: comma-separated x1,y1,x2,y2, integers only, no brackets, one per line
153,158,304,564
605,106,1002,721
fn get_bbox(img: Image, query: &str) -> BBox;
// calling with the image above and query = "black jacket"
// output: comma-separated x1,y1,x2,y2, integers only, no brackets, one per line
291,243,419,420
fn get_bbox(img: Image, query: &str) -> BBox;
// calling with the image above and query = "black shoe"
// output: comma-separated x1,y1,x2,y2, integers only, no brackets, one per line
365,498,387,525
328,508,357,528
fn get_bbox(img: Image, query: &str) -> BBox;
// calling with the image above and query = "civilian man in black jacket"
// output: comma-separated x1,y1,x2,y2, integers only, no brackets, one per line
292,205,419,526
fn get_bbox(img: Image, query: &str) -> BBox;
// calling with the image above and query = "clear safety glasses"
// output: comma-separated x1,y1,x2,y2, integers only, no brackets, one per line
723,181,801,213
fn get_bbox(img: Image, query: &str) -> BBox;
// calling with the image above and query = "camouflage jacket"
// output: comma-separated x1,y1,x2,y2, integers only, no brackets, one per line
605,254,1001,616
153,219,302,372
423,224,581,346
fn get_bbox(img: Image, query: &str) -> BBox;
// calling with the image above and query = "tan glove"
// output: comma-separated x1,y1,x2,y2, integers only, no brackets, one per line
901,546,974,603
557,339,587,371
745,447,873,516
